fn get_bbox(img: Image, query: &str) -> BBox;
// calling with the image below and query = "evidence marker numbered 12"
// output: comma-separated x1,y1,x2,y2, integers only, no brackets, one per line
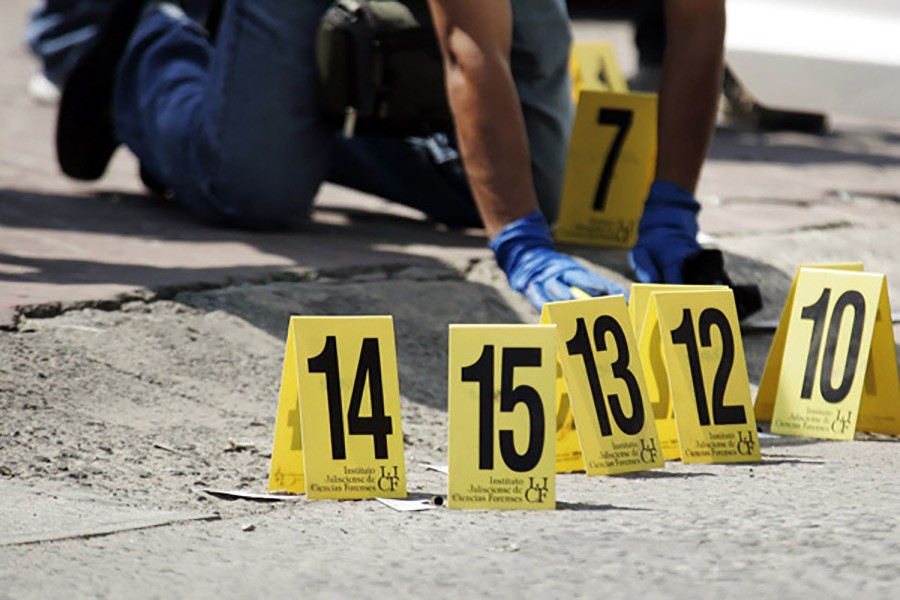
543,295,664,475
770,268,900,440
633,284,728,460
268,316,406,499
448,325,557,510
645,289,761,463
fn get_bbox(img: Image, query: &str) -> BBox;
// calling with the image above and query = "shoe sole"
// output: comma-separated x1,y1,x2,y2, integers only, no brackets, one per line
56,0,147,180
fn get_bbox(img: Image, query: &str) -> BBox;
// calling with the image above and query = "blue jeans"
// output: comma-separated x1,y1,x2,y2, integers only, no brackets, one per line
112,0,574,230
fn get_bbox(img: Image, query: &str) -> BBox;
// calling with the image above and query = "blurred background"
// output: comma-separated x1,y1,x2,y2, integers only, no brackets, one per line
569,0,900,129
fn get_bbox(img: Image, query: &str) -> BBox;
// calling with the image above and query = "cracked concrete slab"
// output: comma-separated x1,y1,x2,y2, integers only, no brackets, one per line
0,479,218,547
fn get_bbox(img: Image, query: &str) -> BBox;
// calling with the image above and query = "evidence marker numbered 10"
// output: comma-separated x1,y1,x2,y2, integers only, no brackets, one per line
447,325,557,510
755,263,865,421
543,295,664,475
268,316,407,499
769,268,900,439
642,288,761,463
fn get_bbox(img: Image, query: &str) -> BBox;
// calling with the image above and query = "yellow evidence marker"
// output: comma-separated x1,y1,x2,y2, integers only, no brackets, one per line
754,263,863,421
630,284,728,337
448,325,557,510
632,284,728,459
770,269,900,439
547,285,597,473
570,41,629,98
554,89,657,249
549,345,584,473
646,289,761,463
268,316,406,499
543,296,664,475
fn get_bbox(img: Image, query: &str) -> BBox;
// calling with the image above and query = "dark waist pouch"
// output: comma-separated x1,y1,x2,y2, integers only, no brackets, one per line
315,0,452,137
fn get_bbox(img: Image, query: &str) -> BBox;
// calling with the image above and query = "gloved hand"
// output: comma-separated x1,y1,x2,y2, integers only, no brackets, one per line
491,211,626,311
629,180,702,284
629,180,763,320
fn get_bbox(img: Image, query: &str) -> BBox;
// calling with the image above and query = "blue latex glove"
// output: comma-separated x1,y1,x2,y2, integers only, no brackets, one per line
629,180,703,283
491,211,626,311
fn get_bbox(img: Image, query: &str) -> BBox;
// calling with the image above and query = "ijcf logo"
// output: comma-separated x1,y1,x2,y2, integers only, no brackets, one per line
831,410,854,435
524,477,550,504
616,220,635,243
377,466,400,492
736,430,756,456
639,438,658,464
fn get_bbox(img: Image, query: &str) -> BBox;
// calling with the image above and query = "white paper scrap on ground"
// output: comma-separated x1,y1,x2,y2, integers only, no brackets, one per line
421,464,449,475
375,497,438,512
200,488,303,502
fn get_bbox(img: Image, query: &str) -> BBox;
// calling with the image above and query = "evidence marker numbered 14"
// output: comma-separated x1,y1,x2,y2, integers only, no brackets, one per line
543,295,664,475
644,289,761,463
268,316,407,499
448,325,557,510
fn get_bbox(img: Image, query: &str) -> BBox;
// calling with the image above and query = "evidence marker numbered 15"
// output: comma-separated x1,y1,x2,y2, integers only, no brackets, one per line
770,268,900,440
448,325,557,510
268,316,406,499
543,295,664,475
645,289,761,463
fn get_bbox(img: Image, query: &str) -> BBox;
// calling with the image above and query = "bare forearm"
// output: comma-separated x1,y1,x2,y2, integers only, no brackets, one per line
656,0,725,193
427,0,539,237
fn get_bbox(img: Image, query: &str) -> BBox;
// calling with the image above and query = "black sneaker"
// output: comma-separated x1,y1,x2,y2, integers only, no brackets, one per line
681,248,763,321
56,0,148,180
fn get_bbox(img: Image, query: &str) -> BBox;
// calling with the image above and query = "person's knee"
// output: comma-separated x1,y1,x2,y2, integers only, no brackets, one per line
207,166,321,230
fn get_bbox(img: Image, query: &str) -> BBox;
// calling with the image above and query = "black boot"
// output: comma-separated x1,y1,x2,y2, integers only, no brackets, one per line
681,249,763,321
56,0,149,181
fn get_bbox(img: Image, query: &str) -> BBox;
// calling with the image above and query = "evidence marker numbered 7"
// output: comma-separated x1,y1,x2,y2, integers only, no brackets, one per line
448,325,557,510
268,316,406,499
555,89,656,249
543,295,664,475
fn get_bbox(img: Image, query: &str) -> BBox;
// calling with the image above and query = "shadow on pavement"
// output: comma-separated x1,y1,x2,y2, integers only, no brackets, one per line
0,186,488,323
615,471,716,480
556,501,651,512
709,126,900,168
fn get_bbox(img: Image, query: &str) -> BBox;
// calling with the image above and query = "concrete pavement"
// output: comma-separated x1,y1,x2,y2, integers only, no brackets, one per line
2,0,900,597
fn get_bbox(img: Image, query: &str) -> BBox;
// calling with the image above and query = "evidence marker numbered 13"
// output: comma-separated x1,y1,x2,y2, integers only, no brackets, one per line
543,295,664,475
268,316,406,499
448,325,557,510
770,268,900,440
645,289,761,463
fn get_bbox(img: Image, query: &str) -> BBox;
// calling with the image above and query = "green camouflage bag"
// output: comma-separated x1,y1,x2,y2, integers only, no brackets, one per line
315,0,452,137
